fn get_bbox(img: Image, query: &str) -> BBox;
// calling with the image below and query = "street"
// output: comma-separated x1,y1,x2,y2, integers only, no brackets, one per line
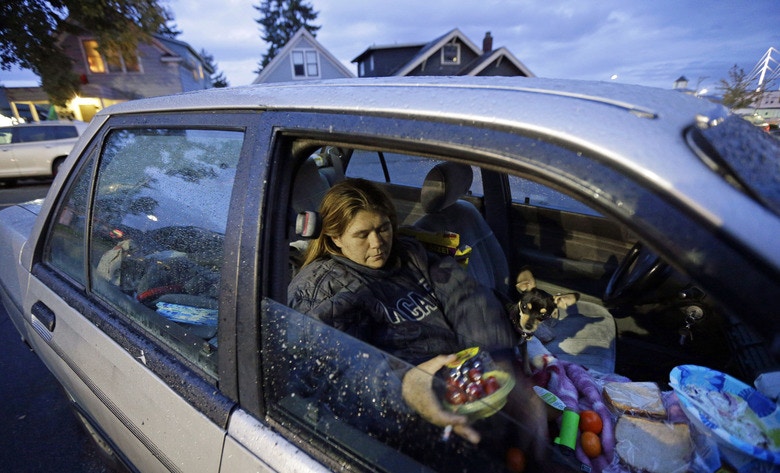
0,179,112,472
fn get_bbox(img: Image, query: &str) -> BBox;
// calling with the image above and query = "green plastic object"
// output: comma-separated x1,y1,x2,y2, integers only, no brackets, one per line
554,409,580,452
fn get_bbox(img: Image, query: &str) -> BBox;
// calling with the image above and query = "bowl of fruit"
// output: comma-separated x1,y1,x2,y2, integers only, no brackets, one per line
442,347,516,420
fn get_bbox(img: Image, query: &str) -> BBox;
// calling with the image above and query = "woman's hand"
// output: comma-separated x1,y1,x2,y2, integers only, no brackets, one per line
401,354,481,444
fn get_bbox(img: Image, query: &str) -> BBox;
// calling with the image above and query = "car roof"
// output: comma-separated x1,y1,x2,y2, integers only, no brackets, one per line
6,120,89,128
95,77,779,272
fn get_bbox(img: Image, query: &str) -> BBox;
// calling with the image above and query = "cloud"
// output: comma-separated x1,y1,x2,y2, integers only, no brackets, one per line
2,0,778,91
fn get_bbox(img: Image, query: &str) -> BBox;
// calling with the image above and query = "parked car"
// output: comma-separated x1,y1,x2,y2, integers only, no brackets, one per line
0,77,778,472
0,120,89,182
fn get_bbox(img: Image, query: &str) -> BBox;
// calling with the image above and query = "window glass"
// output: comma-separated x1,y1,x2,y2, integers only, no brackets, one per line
345,150,483,196
83,40,106,73
305,50,319,77
105,50,124,73
442,44,460,64
124,53,141,72
263,300,548,472
88,128,243,378
292,51,305,76
508,174,601,216
52,126,78,140
16,126,47,143
44,149,97,286
0,128,12,144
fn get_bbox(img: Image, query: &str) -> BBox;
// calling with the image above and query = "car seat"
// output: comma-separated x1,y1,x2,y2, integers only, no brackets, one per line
413,162,616,373
413,162,512,297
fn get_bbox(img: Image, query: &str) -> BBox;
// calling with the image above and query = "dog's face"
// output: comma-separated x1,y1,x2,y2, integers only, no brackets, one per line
515,269,579,334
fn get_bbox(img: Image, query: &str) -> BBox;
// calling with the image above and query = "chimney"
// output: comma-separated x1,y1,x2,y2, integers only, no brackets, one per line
483,32,493,53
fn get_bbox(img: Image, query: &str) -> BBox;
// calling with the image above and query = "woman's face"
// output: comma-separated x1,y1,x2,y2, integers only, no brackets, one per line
332,210,393,269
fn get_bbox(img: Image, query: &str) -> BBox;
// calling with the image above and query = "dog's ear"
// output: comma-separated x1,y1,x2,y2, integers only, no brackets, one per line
516,269,536,293
553,292,580,309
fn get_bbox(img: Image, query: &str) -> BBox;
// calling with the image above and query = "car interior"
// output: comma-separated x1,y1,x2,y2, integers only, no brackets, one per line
284,144,761,388
264,141,778,471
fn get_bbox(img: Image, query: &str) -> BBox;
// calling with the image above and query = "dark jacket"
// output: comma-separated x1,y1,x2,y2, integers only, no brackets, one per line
288,237,518,365
284,237,520,466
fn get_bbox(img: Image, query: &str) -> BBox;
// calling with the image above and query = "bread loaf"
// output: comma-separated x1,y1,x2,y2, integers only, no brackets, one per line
603,381,667,419
615,416,691,473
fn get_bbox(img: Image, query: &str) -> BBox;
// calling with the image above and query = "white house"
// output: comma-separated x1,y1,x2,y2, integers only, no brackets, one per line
252,28,354,84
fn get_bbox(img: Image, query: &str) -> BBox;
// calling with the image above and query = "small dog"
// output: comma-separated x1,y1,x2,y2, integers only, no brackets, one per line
510,269,579,375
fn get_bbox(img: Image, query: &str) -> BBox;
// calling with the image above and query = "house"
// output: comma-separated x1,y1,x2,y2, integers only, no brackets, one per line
252,28,354,84
352,29,534,78
750,90,780,126
3,24,213,123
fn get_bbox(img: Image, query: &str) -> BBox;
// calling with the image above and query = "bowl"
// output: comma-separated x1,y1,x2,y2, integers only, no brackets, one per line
444,370,515,420
670,365,780,469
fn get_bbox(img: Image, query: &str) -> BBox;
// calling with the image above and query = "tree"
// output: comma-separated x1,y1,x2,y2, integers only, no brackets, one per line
0,0,173,106
718,65,765,110
200,49,229,88
254,0,320,72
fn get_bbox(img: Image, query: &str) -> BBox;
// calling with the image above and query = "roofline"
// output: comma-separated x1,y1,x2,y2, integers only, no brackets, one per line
253,28,354,85
467,47,535,77
395,28,482,76
351,43,427,63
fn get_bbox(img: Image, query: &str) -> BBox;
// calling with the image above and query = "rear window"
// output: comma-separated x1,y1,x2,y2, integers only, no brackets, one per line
13,125,78,143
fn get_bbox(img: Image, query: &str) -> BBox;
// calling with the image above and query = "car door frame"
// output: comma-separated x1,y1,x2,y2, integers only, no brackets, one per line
19,111,263,472
230,109,634,470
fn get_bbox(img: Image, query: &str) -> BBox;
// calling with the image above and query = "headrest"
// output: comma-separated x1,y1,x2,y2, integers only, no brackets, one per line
295,211,321,238
421,162,473,213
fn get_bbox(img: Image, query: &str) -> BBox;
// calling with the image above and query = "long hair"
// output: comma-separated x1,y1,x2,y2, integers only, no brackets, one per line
302,178,398,267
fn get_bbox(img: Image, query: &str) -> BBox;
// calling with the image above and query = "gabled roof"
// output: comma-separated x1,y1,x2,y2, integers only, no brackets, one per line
394,28,480,76
355,28,534,78
460,46,534,77
252,28,354,84
153,34,214,74
351,42,427,64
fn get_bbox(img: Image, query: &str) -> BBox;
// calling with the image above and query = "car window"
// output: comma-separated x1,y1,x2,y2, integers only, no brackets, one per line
51,125,79,140
48,127,242,379
44,148,97,286
262,299,536,473
0,128,12,144
15,126,49,143
345,150,484,196
278,142,570,471
508,174,601,216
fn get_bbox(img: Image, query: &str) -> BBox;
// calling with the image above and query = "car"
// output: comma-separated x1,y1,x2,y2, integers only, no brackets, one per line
0,120,89,183
0,77,778,473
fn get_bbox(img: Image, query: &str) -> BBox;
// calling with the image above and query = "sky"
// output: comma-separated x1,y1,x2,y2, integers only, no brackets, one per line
2,0,779,96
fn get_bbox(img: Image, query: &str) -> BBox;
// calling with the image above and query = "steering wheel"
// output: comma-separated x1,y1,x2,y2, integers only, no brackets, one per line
603,241,670,306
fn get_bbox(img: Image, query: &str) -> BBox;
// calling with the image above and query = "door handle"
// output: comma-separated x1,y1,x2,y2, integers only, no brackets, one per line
32,301,56,332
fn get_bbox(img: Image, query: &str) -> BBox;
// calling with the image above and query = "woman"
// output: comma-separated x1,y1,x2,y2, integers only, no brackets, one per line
288,178,542,448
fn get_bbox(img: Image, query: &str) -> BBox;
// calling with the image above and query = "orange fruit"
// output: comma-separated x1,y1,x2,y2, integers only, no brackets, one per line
505,446,526,473
580,431,602,458
579,410,603,434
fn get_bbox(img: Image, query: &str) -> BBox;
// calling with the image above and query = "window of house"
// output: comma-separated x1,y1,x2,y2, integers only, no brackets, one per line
291,49,319,78
82,39,140,74
442,44,461,65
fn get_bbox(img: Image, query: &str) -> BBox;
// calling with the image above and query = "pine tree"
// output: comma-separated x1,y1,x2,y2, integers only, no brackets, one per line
254,0,320,73
200,49,230,88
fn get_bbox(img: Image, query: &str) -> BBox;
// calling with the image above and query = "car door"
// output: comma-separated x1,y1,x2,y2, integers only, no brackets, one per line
0,126,21,178
12,125,63,176
221,111,598,473
20,113,253,472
